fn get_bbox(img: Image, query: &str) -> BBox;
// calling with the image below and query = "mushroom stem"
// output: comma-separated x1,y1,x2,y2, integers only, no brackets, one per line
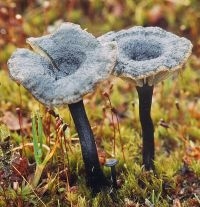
68,100,108,191
136,85,154,170
110,166,118,188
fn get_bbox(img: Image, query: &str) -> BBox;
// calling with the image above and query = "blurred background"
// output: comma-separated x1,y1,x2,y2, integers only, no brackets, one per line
0,0,200,70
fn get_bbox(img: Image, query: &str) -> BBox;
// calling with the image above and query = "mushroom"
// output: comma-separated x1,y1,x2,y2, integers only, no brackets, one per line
105,158,118,188
99,26,192,170
8,22,117,191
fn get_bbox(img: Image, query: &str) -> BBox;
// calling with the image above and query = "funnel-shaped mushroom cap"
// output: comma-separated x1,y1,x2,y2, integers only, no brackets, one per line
99,26,192,86
8,23,117,107
105,158,118,167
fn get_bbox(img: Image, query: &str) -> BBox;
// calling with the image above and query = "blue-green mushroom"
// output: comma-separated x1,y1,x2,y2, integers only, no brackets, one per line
8,22,117,191
99,26,192,170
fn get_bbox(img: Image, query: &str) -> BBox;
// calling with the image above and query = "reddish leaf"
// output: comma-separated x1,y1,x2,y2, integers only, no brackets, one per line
0,111,30,131
11,154,29,178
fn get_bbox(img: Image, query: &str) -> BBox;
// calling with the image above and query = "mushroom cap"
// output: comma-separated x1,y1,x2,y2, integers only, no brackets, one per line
7,23,117,107
98,26,193,86
105,158,119,167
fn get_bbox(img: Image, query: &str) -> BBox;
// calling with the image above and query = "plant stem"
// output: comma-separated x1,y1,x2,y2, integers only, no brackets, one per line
68,100,108,191
32,164,44,188
136,85,154,170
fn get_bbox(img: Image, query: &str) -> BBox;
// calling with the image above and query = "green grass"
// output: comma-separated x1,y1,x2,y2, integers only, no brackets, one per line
0,61,199,206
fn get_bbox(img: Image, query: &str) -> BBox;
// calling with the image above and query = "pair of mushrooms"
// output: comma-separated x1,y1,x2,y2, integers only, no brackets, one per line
8,23,192,191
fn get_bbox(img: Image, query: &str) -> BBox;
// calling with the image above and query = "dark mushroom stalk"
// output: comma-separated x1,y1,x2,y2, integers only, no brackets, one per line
136,84,154,170
68,100,109,190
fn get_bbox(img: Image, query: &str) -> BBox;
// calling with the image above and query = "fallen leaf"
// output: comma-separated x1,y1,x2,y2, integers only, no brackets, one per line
0,111,31,131
11,153,29,178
